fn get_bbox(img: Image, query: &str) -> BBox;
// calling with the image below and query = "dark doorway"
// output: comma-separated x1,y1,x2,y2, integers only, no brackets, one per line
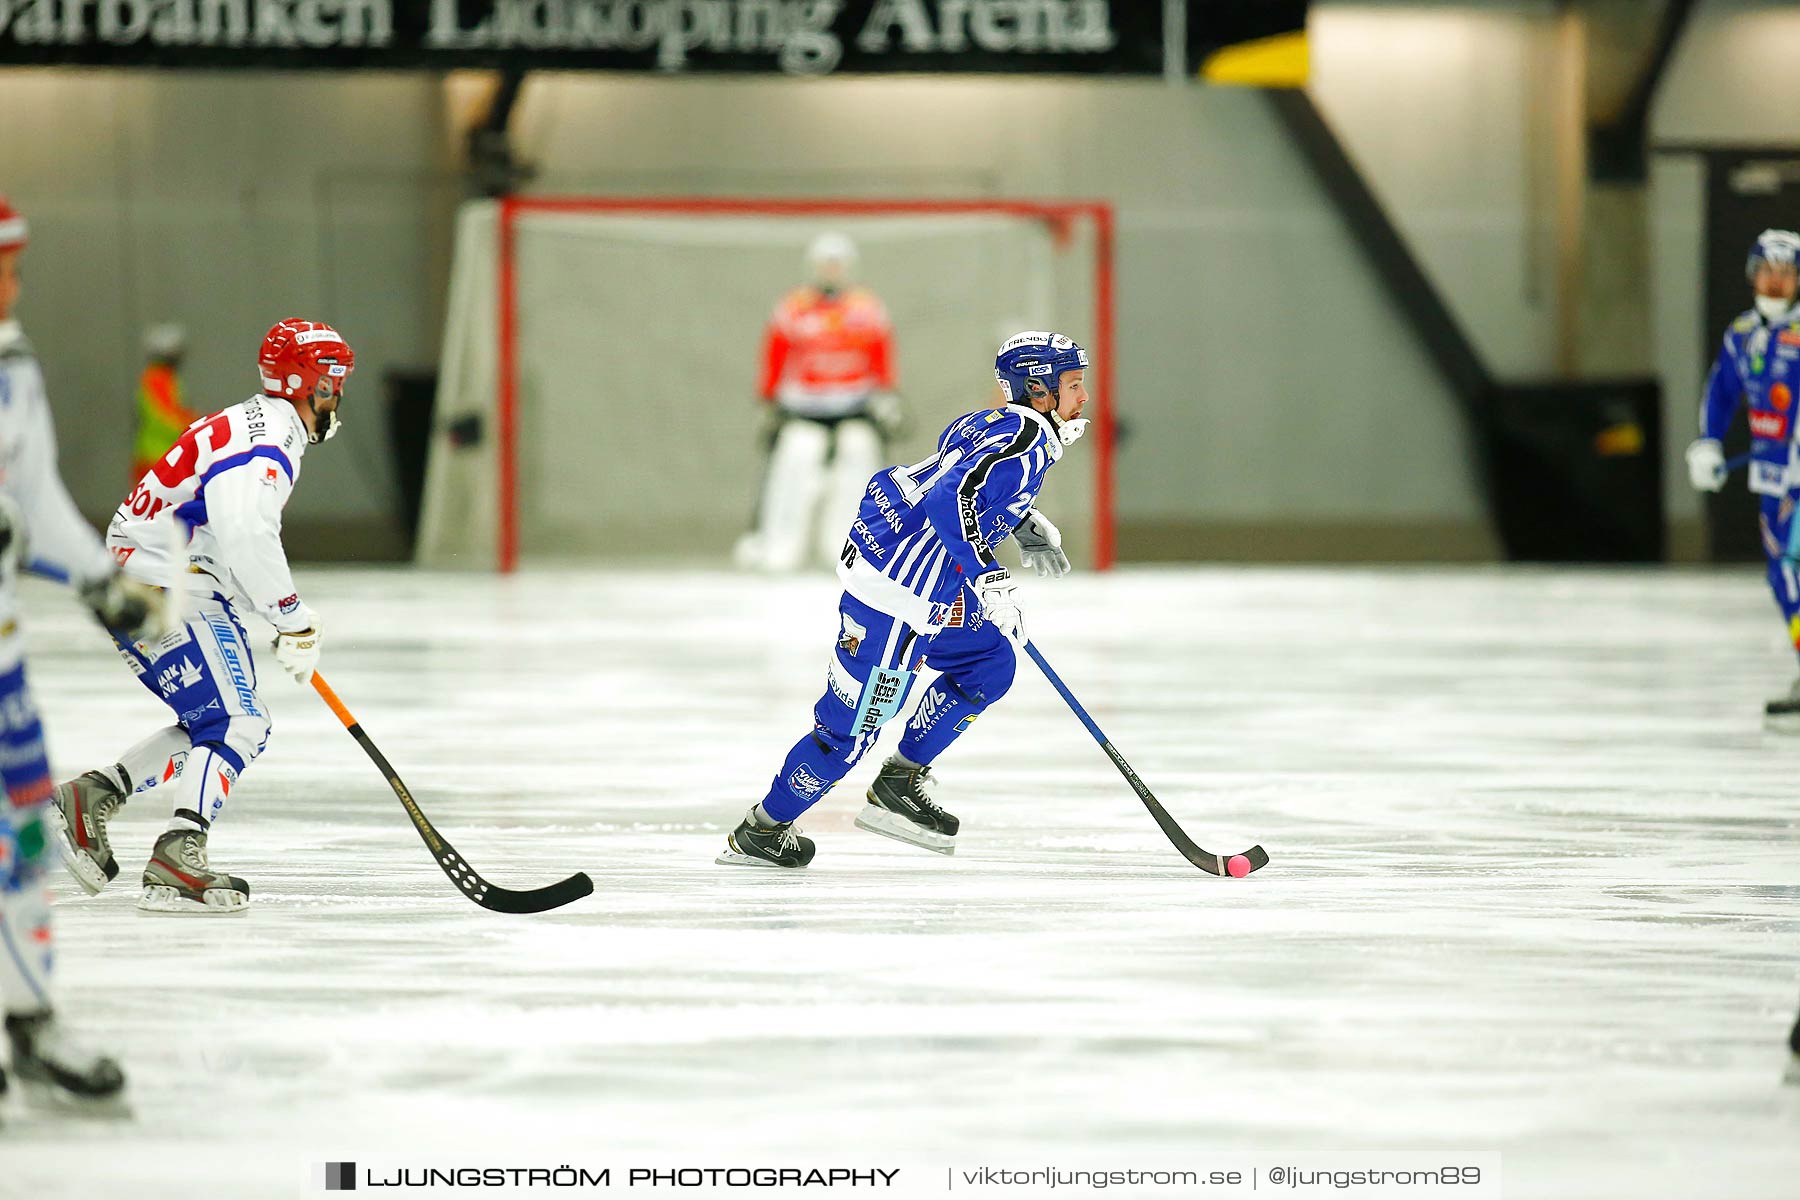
1702,150,1800,561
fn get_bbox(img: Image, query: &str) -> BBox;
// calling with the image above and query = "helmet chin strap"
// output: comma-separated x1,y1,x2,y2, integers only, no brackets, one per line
1755,294,1796,322
1015,390,1089,447
1047,409,1088,447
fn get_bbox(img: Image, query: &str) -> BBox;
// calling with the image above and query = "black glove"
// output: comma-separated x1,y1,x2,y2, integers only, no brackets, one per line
79,570,167,642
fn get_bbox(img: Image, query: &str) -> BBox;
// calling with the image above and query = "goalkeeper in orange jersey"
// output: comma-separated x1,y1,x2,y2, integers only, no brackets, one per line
735,233,904,572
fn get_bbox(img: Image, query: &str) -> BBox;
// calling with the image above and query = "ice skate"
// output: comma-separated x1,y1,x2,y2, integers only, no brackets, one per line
138,828,250,914
858,755,959,855
47,767,129,894
716,810,815,868
4,1011,126,1108
1766,677,1800,721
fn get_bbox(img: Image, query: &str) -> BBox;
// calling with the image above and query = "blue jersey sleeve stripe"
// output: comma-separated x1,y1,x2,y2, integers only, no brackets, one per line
197,446,294,489
173,446,293,529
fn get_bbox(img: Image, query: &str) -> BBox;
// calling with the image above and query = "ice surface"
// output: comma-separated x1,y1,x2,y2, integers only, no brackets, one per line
3,566,1797,1197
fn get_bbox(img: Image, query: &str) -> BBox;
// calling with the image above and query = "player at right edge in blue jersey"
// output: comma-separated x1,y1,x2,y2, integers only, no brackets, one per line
1686,229,1800,716
719,332,1092,867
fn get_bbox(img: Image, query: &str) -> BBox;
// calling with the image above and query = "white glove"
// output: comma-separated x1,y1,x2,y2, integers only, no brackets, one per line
867,391,906,439
1686,439,1727,492
272,608,322,685
1014,509,1071,579
974,567,1025,642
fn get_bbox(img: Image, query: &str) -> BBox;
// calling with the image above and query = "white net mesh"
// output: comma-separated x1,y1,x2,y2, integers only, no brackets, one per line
419,201,1102,569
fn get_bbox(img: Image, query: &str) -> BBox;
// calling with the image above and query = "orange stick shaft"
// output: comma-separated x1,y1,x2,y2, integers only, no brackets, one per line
310,672,357,729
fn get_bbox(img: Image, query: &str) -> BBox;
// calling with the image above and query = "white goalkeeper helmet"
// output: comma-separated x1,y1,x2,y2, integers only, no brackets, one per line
807,232,857,293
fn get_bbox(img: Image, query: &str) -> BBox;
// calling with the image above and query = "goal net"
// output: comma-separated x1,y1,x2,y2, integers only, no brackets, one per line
417,197,1115,572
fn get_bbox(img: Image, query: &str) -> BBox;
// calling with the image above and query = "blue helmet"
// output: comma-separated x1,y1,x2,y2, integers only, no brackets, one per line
1747,228,1800,283
994,331,1090,405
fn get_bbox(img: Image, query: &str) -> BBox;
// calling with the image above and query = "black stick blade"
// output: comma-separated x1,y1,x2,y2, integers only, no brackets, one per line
1112,741,1271,877
476,872,595,914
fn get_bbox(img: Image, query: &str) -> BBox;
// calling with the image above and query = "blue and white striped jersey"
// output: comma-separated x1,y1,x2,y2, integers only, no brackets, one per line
836,403,1065,629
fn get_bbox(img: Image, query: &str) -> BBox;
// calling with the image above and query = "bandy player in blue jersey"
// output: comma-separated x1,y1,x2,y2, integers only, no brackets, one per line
719,332,1091,867
1686,229,1800,715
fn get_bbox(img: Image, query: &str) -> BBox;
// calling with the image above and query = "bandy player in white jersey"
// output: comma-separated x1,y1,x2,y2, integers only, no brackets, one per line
49,319,352,914
0,196,169,1102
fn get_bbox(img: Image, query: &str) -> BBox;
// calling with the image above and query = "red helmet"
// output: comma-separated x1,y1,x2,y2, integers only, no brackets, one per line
258,319,354,443
0,196,27,252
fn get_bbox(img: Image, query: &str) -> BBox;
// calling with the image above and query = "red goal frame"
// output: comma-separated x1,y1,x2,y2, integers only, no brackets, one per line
495,195,1117,573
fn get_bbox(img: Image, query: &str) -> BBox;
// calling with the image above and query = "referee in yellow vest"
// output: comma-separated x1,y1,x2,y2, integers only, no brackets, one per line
131,324,199,483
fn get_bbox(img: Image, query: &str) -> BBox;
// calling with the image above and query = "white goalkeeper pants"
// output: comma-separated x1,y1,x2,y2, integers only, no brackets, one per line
749,415,884,572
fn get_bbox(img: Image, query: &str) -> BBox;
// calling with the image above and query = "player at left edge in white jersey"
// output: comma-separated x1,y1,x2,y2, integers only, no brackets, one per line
0,196,168,1102
49,319,352,915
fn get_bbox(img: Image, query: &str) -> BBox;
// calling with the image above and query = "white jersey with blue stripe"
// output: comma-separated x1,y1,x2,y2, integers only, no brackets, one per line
837,403,1064,628
0,320,118,592
107,395,312,632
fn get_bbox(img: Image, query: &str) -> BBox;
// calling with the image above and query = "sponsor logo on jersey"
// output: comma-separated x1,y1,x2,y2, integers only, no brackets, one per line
1750,409,1790,441
204,614,263,718
1781,330,1800,347
853,666,912,738
827,657,859,708
927,593,966,628
867,484,905,533
837,613,867,656
908,689,950,734
958,493,993,561
787,764,832,801
155,655,204,696
1774,383,1794,411
207,762,236,823
179,698,223,726
851,519,883,556
954,714,979,733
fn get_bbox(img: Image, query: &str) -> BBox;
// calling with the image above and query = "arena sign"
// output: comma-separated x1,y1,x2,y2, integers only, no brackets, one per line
0,1,1306,76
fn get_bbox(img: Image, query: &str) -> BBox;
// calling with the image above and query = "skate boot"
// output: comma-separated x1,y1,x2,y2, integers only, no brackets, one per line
138,828,250,914
1786,1010,1800,1086
858,755,958,855
5,1011,126,1105
47,767,129,894
716,809,816,868
1766,677,1800,720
